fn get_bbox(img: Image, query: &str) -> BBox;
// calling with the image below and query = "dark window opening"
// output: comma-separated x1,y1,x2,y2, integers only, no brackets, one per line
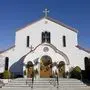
5,57,9,70
84,57,90,80
27,36,29,47
63,36,66,47
42,31,51,43
84,57,90,71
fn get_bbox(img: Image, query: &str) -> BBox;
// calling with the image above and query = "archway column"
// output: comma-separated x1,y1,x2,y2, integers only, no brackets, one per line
52,66,58,77
23,65,27,78
65,64,70,78
34,63,40,79
65,65,69,72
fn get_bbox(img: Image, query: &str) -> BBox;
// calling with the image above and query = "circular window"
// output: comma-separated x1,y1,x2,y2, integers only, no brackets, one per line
43,47,49,52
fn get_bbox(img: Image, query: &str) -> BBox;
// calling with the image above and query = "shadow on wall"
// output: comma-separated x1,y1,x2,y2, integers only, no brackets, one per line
9,55,26,77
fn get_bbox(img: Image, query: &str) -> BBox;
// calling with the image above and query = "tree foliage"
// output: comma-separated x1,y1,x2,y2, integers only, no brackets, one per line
70,66,81,79
3,70,11,79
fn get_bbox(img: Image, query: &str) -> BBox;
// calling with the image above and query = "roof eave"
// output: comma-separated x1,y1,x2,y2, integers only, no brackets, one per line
0,45,15,54
45,16,78,33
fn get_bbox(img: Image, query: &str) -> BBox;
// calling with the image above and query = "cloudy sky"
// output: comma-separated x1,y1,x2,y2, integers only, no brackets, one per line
0,0,90,51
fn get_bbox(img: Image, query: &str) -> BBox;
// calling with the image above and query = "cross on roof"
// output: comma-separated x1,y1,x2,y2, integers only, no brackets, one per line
43,8,49,17
29,45,34,51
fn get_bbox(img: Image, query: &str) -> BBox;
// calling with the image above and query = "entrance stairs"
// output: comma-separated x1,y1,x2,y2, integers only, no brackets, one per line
2,78,90,89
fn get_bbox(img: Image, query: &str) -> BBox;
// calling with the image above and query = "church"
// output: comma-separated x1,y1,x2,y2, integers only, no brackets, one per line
0,9,90,78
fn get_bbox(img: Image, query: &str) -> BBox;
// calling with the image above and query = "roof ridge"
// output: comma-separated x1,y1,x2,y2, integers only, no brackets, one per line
45,16,78,33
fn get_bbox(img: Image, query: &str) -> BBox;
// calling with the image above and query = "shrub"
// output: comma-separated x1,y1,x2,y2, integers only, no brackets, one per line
70,66,81,80
3,70,11,79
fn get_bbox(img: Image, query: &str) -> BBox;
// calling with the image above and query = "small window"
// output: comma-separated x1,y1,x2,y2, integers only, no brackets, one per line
5,57,9,70
63,36,66,47
41,31,51,43
27,36,29,47
42,32,45,43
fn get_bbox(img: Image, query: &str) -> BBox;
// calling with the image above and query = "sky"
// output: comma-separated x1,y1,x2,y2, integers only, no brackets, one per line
0,0,90,51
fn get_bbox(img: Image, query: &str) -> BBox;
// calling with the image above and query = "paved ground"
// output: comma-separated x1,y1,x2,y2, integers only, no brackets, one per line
1,87,90,90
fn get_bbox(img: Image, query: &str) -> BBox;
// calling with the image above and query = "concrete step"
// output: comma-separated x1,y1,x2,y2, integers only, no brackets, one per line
3,78,89,88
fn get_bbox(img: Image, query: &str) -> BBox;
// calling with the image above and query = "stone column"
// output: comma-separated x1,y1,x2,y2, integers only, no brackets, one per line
65,64,70,78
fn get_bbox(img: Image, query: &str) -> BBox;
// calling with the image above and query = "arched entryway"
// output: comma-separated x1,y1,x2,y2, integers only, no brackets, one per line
40,55,52,78
24,43,70,78
26,61,34,78
58,61,65,78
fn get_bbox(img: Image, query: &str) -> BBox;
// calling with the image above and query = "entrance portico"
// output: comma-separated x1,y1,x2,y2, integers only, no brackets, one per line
23,43,70,78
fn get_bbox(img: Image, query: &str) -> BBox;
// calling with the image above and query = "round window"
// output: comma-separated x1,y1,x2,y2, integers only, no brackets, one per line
43,47,49,52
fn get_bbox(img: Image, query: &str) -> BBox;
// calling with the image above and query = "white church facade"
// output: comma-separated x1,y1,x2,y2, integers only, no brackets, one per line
0,10,90,78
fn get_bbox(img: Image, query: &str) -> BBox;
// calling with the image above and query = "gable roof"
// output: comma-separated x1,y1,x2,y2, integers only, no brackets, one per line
46,17,78,33
17,16,78,33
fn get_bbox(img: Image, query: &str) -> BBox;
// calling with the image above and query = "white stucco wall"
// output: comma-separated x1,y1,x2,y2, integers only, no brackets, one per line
0,17,89,74
0,47,15,72
15,18,78,52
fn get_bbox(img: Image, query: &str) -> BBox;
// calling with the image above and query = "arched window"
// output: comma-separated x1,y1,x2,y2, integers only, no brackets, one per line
63,36,66,47
5,57,9,70
42,31,51,43
27,36,30,47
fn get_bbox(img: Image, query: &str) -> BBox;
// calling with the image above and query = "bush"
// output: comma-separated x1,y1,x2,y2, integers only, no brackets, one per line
70,66,81,80
3,70,11,79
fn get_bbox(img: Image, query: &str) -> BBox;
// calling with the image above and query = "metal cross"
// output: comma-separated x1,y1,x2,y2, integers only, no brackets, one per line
43,8,49,17
29,45,34,51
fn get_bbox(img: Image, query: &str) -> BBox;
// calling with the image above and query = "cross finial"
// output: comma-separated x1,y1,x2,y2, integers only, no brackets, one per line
29,45,34,51
43,8,49,17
